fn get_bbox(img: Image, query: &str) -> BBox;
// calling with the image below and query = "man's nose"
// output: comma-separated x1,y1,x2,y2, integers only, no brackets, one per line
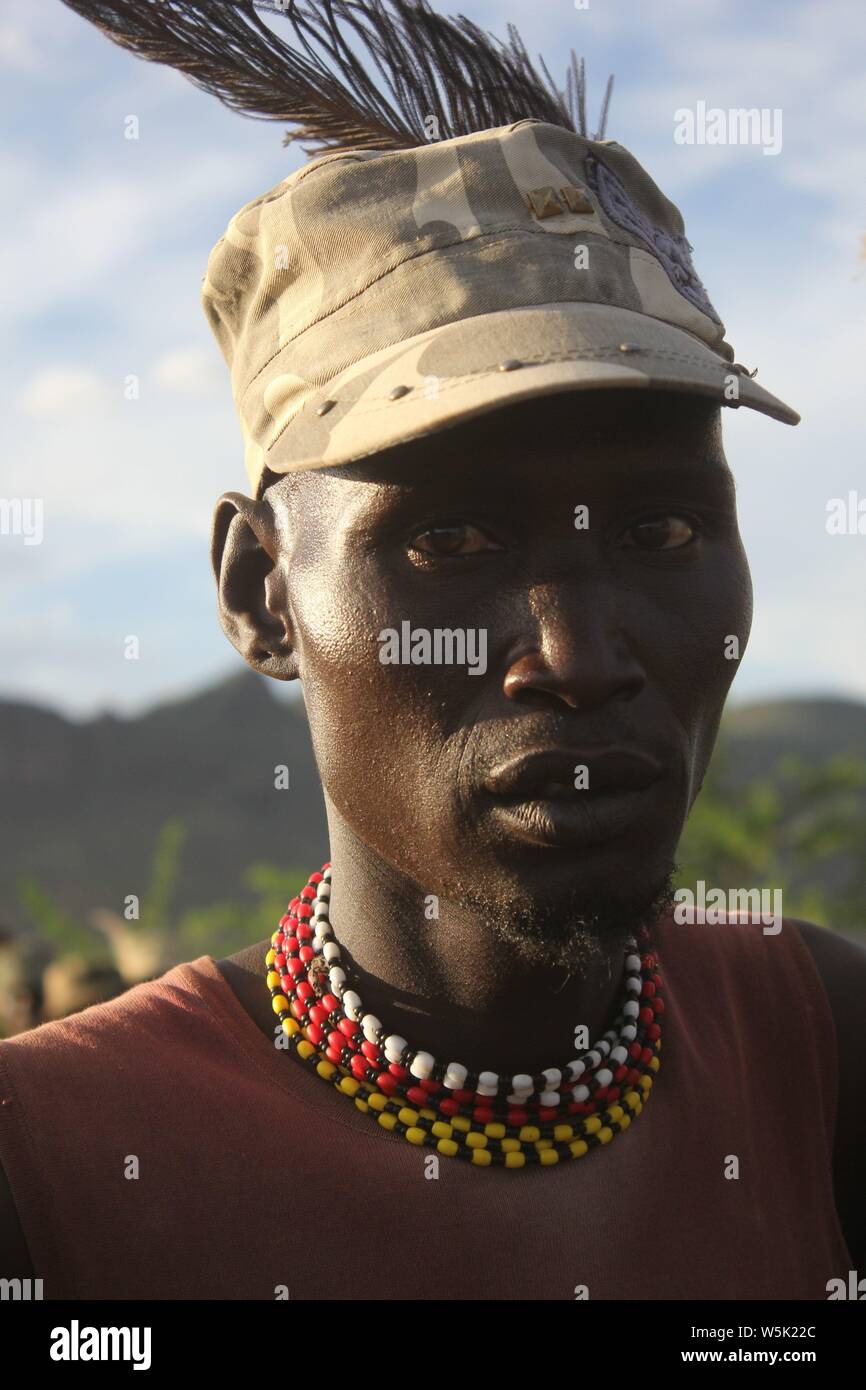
501,583,646,712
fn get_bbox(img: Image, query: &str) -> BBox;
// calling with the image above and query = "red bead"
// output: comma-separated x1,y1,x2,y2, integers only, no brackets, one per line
350,1054,369,1078
338,1017,358,1041
360,1041,381,1062
406,1086,428,1106
652,996,665,1014
327,1030,345,1053
438,1098,460,1116
322,993,339,1012
297,923,312,939
280,974,293,993
647,1023,661,1041
641,980,656,998
290,1000,307,1021
608,1087,621,1102
628,1041,642,1060
614,1065,628,1083
453,1088,475,1104
325,1045,342,1064
376,1071,399,1094
299,945,315,963
310,872,324,884
640,1046,653,1064
507,1109,528,1127
309,1004,329,1027
285,935,298,952
537,1106,558,1123
419,1078,441,1094
288,958,305,977
306,1022,324,1045
296,981,314,1000
297,904,313,921
594,1087,610,1104
639,1006,654,1026
274,952,286,968
473,1107,495,1125
279,914,293,928
388,1063,409,1080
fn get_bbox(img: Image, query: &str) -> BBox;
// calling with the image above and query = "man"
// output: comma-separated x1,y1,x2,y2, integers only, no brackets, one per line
0,0,863,1300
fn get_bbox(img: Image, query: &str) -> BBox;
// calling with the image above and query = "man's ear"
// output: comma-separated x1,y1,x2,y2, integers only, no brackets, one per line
210,491,299,681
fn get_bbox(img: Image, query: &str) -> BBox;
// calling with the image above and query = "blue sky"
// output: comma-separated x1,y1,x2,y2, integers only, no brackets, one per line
1,0,864,718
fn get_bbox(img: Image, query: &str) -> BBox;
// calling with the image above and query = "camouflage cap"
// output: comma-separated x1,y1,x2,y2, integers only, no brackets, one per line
200,118,799,497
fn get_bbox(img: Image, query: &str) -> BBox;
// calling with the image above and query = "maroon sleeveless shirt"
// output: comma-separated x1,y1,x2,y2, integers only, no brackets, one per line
0,913,850,1299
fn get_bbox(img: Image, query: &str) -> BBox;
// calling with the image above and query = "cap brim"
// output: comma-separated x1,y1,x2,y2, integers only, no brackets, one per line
264,301,800,477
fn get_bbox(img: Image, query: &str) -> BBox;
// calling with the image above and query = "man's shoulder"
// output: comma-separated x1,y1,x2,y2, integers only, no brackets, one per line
0,956,215,1077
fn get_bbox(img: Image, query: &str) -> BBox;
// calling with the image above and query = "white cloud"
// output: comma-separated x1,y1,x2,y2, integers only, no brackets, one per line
153,346,222,396
18,366,111,416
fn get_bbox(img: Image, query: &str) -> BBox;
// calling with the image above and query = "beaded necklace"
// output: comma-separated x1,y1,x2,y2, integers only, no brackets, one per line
266,863,664,1168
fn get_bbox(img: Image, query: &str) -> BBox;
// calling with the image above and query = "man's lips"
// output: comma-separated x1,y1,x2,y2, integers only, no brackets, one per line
480,747,665,800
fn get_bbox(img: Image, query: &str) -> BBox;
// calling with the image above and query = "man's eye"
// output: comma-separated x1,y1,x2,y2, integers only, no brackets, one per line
622,514,698,550
409,523,499,557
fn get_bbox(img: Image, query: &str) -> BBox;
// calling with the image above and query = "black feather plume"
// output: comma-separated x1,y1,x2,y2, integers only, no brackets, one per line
59,0,614,157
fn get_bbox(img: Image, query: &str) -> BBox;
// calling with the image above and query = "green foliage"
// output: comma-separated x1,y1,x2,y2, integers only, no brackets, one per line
15,877,109,965
679,744,866,933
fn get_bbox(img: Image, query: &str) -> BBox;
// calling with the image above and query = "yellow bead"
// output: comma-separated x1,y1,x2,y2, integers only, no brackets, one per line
271,995,289,1014
639,1075,653,1093
405,1127,427,1145
265,949,276,967
632,1098,644,1116
607,1105,624,1123
554,1124,574,1142
505,1150,526,1168
367,1090,387,1110
451,1115,471,1133
471,1148,492,1166
296,1040,315,1060
569,1139,589,1158
377,1111,397,1130
584,1116,601,1134
267,970,281,989
534,1139,553,1150
316,1060,336,1080
539,1148,560,1166
419,1108,438,1121
484,1123,506,1139
437,1138,459,1157
339,1076,361,1097
281,1017,300,1037
649,1056,660,1072
501,1138,521,1153
431,1121,453,1139
466,1131,488,1149
624,1090,641,1110
618,1113,631,1130
354,1098,369,1113
598,1126,614,1144
397,1107,419,1126
518,1126,540,1142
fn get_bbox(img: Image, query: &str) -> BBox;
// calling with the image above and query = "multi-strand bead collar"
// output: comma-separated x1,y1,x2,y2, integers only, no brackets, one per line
266,863,664,1169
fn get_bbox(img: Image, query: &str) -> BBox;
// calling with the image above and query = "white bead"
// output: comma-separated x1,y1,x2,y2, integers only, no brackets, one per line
311,937,323,952
328,965,345,989
585,1050,601,1069
342,989,362,1022
362,1015,382,1042
478,1071,499,1089
384,1034,407,1063
596,1040,611,1056
540,1090,561,1107
603,1030,619,1044
624,1000,640,1019
409,1051,435,1080
512,1073,533,1092
567,1059,585,1079
318,883,331,897
625,953,641,972
625,976,641,994
542,1068,562,1088
572,1084,589,1102
595,1068,613,1087
476,1083,498,1097
322,941,340,962
443,1062,468,1090
623,1023,637,1041
611,1046,628,1065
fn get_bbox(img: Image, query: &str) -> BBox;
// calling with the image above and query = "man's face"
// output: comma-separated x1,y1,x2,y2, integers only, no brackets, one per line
249,389,751,936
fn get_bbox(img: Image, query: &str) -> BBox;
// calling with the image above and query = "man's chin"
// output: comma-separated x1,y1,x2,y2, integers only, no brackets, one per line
455,866,678,974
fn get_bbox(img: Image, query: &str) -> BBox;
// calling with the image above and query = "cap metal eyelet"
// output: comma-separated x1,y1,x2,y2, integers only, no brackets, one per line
388,384,412,400
316,399,337,416
617,342,641,354
498,358,523,372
